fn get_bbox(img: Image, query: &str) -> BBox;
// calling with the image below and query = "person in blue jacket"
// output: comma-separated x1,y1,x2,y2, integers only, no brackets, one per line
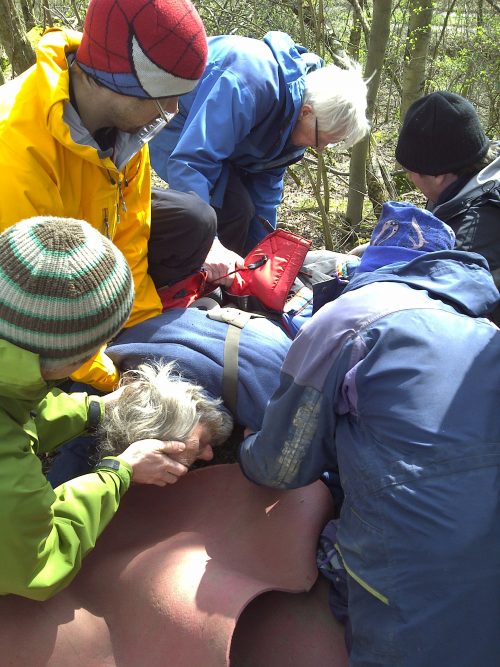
150,31,369,282
238,201,500,667
352,92,500,324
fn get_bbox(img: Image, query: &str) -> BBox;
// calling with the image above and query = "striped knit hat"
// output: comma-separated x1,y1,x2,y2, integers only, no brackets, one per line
0,217,134,370
76,0,208,98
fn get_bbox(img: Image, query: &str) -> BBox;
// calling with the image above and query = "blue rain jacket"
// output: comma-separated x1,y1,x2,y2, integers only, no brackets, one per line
239,250,500,666
150,31,322,245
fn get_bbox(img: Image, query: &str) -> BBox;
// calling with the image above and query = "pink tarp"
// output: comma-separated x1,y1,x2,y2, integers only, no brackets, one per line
0,464,347,666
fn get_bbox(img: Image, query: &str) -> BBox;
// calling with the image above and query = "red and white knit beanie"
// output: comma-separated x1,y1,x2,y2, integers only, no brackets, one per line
76,0,207,98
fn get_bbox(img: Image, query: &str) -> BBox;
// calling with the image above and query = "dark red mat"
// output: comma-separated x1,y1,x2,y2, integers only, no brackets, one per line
0,464,344,666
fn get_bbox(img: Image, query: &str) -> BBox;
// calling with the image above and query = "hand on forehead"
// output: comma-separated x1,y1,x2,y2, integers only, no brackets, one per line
171,423,214,467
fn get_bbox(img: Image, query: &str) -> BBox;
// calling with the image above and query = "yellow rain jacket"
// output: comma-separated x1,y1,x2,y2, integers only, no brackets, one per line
0,28,162,391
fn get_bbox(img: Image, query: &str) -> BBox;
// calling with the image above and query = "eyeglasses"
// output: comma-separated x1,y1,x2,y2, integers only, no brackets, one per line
315,117,343,151
155,99,177,126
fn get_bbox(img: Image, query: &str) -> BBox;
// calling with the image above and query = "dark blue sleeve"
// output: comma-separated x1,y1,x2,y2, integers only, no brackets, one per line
238,371,339,489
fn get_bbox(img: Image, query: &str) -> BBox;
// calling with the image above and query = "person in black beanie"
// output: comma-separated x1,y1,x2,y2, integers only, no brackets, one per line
395,91,500,322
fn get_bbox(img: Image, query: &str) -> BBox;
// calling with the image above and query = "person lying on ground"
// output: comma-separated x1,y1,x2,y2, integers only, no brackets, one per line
48,305,291,485
96,361,234,468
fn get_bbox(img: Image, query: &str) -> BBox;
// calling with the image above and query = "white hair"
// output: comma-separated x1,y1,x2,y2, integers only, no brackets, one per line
304,57,370,148
97,361,233,456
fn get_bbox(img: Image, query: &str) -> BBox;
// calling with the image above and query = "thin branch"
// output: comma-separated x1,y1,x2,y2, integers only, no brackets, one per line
344,0,370,45
484,0,500,13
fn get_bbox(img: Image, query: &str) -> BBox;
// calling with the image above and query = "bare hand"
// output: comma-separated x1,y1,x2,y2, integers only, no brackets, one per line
203,238,245,287
348,242,369,257
118,439,189,486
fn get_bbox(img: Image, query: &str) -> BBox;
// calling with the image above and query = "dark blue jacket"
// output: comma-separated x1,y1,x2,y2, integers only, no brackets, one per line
107,308,291,431
239,250,500,666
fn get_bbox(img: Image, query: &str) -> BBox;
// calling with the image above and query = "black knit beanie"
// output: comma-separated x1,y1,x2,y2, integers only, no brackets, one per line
396,92,490,175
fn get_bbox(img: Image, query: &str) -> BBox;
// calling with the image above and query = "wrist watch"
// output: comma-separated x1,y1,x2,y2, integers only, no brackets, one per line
87,399,102,434
94,458,121,472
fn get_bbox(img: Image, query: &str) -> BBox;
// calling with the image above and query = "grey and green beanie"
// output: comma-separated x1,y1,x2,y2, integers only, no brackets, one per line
0,216,135,369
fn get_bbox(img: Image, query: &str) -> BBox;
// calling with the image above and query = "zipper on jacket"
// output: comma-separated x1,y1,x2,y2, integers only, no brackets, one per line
102,208,109,238
117,178,127,224
106,169,127,229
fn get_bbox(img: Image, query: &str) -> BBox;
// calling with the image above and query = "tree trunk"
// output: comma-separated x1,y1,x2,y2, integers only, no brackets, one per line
430,0,457,62
400,0,434,119
345,0,371,47
19,0,35,32
366,142,395,219
0,0,35,77
347,0,364,59
43,5,54,29
346,0,392,229
289,2,342,60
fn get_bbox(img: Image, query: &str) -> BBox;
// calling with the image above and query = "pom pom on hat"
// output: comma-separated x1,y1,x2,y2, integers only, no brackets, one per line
396,92,490,175
76,0,208,98
0,217,134,370
370,201,455,251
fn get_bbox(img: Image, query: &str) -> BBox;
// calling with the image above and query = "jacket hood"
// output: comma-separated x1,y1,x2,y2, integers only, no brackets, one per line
347,250,500,318
263,31,323,87
433,150,500,217
476,150,500,187
36,28,81,113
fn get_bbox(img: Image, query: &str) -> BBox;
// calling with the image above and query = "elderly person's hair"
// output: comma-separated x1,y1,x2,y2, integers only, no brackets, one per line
97,362,233,456
304,56,370,148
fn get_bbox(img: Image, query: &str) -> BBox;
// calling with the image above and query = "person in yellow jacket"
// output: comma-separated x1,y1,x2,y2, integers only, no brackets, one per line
0,215,194,600
0,0,211,392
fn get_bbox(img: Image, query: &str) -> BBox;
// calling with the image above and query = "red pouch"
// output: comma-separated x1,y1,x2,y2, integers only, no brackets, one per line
226,229,311,312
157,270,208,310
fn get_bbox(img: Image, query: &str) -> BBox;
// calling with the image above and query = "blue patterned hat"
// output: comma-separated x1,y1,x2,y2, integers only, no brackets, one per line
370,201,455,251
357,201,456,273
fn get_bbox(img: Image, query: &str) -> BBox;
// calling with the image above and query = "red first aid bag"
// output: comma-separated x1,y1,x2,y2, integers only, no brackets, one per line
226,229,311,312
158,229,311,313
157,270,208,310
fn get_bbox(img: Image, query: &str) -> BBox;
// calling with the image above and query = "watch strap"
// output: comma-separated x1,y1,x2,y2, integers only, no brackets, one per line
94,458,121,472
87,399,102,434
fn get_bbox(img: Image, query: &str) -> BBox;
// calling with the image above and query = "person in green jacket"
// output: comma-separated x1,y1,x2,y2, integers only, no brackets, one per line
0,216,191,600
